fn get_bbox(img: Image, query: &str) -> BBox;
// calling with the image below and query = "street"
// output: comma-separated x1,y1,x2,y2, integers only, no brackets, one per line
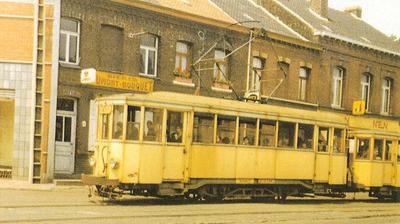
1,186,400,224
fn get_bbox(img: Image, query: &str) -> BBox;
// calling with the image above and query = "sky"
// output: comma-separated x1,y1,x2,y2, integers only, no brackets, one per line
329,0,400,37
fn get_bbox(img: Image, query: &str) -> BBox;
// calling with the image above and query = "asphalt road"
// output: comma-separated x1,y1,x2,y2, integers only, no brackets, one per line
1,187,400,224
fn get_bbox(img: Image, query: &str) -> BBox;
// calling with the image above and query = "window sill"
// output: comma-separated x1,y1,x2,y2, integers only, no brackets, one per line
59,62,81,69
330,105,345,110
173,77,195,87
139,73,160,80
211,82,232,93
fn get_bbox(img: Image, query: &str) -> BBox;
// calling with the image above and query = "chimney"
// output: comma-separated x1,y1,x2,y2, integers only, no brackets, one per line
310,0,328,18
344,6,362,18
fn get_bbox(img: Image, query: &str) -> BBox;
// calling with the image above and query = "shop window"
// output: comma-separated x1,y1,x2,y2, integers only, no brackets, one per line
357,138,370,159
100,114,109,140
373,139,383,160
384,140,393,161
318,127,329,152
297,124,313,149
361,73,372,111
112,105,124,140
278,121,295,148
140,34,158,76
193,113,214,144
332,67,344,108
174,41,191,78
238,117,257,146
259,120,276,147
213,50,228,83
298,67,310,101
126,106,141,141
167,111,184,143
217,115,236,144
249,57,264,93
59,18,80,64
333,128,344,153
381,78,392,114
144,108,163,142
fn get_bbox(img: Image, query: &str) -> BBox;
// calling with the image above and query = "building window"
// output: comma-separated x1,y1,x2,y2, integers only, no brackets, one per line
298,67,309,101
361,73,371,111
214,50,228,83
140,34,158,76
59,18,80,64
249,57,264,92
331,67,344,107
381,78,392,114
174,41,191,78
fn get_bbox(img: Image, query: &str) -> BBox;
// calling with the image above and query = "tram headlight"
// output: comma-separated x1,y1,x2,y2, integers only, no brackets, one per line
109,159,119,169
89,156,96,167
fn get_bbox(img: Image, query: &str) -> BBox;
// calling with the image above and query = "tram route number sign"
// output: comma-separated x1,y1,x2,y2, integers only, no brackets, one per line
352,101,365,115
81,68,154,93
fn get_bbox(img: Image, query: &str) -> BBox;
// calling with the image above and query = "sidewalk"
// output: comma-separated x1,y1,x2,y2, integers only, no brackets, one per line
0,179,55,191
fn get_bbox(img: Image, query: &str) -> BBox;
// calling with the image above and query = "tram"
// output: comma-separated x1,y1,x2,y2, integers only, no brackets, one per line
82,91,400,201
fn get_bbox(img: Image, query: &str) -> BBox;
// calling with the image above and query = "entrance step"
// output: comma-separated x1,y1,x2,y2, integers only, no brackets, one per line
54,179,83,186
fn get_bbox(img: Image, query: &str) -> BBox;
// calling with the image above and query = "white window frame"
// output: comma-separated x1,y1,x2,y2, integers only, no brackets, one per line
213,50,227,83
140,35,158,77
175,41,189,73
59,18,80,65
298,67,309,101
381,78,392,115
331,67,344,108
250,57,263,93
361,73,371,112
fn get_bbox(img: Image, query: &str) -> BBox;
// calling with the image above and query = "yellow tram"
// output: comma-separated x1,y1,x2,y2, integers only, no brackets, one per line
82,92,400,201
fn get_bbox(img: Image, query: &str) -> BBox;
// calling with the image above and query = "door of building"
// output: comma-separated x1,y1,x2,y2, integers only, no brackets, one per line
55,98,76,174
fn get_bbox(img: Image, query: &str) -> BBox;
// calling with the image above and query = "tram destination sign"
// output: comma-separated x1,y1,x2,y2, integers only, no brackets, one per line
80,68,154,92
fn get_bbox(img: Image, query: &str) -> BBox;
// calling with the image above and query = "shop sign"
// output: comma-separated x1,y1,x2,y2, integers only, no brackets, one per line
352,101,365,115
373,120,388,130
81,69,154,92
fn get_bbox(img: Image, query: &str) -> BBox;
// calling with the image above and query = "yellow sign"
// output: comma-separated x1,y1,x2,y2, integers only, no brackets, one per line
81,69,154,92
352,101,365,115
373,120,388,130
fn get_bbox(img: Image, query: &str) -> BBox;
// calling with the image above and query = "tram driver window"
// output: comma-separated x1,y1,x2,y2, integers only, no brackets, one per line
112,105,124,140
144,108,163,142
318,127,329,152
193,113,214,144
100,114,109,140
357,138,370,159
373,139,383,160
239,117,256,146
259,120,276,147
167,111,183,143
333,128,344,153
297,124,313,149
384,140,393,161
126,106,141,141
217,115,236,144
278,122,295,148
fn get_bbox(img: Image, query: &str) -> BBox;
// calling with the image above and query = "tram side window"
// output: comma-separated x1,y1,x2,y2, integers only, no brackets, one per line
144,108,163,142
357,138,370,159
112,105,124,140
333,128,344,153
297,124,313,149
278,122,295,148
193,113,214,144
373,139,383,160
217,115,236,144
318,127,329,152
167,111,183,143
239,117,256,146
101,114,109,139
259,120,276,147
126,106,141,141
384,140,393,161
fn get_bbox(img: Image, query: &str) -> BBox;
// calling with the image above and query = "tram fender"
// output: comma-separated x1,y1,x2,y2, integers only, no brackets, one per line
81,174,119,187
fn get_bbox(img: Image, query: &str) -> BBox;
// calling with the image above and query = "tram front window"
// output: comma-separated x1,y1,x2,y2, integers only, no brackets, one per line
259,120,276,147
297,124,313,150
239,117,256,146
318,127,329,152
333,128,344,153
112,105,124,140
373,139,383,160
193,113,214,144
144,108,163,142
167,111,183,143
278,122,295,148
357,138,370,160
384,140,393,161
126,106,141,141
217,115,236,144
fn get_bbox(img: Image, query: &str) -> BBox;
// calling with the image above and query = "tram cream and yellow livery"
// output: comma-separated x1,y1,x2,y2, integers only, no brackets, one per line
82,92,400,201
